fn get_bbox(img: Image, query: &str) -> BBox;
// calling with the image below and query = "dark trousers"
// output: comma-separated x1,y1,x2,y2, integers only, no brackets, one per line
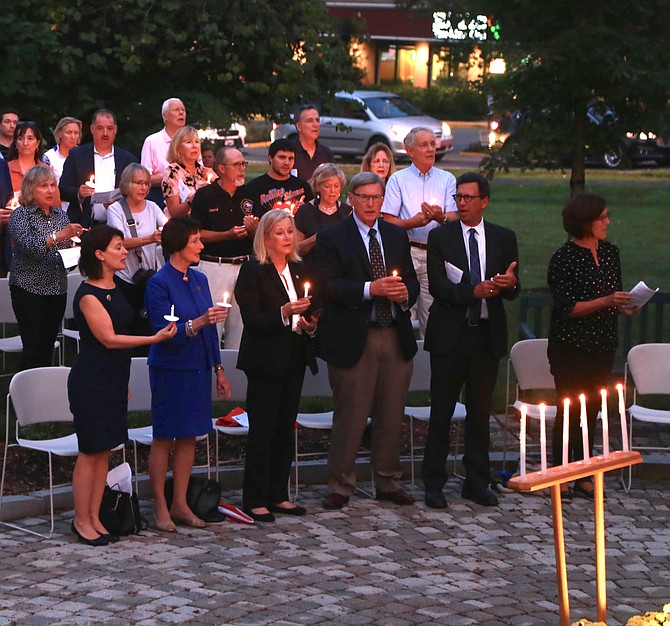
242,337,306,509
10,285,66,370
548,343,615,467
422,322,499,492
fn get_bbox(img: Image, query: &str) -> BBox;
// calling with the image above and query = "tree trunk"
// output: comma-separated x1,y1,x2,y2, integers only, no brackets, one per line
570,103,587,196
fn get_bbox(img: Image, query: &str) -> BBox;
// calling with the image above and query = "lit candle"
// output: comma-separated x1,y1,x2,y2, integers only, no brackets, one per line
617,383,629,451
7,196,19,210
600,389,610,458
223,291,229,306
562,398,570,466
85,175,95,189
207,173,214,184
519,404,527,479
579,393,590,463
539,402,547,473
170,304,174,318
392,270,398,277
303,282,310,298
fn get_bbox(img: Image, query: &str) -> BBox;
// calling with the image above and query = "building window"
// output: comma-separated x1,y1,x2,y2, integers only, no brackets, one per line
377,43,418,84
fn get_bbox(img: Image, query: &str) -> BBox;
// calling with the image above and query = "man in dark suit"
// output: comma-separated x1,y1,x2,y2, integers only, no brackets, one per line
316,171,419,510
59,109,137,226
422,172,519,508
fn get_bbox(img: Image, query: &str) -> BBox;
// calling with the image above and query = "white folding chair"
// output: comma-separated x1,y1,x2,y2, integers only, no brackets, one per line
126,357,212,492
0,367,79,538
0,277,60,373
405,341,466,484
212,349,249,480
60,271,84,360
504,339,557,470
623,343,670,492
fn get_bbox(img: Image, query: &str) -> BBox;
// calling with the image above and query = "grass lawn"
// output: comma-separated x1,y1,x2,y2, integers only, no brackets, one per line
1,169,668,450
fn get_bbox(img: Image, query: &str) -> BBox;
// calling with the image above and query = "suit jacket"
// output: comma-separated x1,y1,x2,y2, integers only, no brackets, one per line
315,215,419,368
235,258,317,377
59,143,137,226
424,219,520,359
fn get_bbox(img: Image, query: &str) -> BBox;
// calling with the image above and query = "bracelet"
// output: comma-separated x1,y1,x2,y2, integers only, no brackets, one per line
52,231,58,246
214,364,224,373
185,319,199,337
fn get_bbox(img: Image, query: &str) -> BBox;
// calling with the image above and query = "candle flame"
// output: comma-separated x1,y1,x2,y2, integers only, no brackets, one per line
207,173,214,184
392,270,398,277
7,196,19,210
88,175,95,184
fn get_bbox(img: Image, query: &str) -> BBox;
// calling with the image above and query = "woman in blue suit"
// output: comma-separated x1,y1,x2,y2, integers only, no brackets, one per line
145,217,231,532
235,209,317,522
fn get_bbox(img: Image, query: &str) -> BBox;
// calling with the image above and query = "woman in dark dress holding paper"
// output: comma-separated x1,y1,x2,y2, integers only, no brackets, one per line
547,193,637,500
69,226,176,546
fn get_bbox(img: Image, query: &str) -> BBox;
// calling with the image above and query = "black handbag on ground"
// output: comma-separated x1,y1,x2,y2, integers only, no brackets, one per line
99,486,148,535
164,476,226,523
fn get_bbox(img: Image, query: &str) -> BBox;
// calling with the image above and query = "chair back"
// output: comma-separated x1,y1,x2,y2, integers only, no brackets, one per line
408,340,430,393
626,343,670,396
510,338,555,392
0,277,17,325
127,357,152,412
64,272,84,321
301,358,332,398
215,349,248,403
8,367,74,427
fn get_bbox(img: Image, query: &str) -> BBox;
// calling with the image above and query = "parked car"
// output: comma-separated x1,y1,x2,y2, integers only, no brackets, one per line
487,104,670,168
197,123,247,148
271,91,454,160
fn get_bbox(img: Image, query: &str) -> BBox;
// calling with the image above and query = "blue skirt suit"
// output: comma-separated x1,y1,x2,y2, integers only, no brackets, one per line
145,263,221,439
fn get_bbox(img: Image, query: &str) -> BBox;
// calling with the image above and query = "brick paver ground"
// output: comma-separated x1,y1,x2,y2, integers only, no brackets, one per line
1,477,668,626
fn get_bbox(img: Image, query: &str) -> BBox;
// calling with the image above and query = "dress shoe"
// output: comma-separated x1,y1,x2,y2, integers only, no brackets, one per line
424,490,448,509
573,481,595,500
461,483,499,507
269,504,307,516
560,487,573,502
71,521,109,546
244,509,276,523
376,489,415,506
322,493,349,510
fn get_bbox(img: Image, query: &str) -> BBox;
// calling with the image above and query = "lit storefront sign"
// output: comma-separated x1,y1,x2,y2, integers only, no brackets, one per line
432,12,489,41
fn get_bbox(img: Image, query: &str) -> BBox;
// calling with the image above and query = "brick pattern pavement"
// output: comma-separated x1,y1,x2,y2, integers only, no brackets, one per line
0,478,668,626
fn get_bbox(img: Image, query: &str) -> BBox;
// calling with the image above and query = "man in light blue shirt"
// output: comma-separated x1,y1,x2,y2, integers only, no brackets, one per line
381,127,458,337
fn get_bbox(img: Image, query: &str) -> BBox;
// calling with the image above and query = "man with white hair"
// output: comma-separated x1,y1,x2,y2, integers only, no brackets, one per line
141,98,187,206
381,126,458,337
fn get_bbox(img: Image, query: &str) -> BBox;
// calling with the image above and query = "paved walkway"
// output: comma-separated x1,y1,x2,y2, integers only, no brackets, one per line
1,477,668,626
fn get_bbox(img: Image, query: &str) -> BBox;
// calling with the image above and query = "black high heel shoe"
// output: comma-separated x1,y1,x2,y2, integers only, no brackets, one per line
573,481,595,500
71,521,109,546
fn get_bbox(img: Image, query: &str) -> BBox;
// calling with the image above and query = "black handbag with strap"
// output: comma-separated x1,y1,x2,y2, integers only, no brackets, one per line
164,476,226,523
118,197,157,286
99,486,148,535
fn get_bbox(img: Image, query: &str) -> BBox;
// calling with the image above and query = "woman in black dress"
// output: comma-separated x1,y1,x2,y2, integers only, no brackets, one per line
547,193,636,500
68,226,176,546
294,163,351,261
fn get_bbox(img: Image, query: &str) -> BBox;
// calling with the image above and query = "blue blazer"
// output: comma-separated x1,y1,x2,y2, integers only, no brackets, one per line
59,143,137,226
145,263,220,370
315,215,419,368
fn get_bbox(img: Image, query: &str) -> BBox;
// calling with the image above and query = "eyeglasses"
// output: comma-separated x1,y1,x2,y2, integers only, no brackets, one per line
351,192,384,203
222,161,249,170
452,194,483,203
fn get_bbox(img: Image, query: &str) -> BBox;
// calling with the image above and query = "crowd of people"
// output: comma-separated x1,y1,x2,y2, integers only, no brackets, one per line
0,99,639,545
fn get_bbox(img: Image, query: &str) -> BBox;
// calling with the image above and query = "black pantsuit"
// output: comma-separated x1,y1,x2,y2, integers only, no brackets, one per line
235,258,317,511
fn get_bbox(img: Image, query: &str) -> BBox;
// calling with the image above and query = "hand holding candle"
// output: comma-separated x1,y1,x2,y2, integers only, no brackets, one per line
216,291,232,308
600,389,610,458
85,175,95,189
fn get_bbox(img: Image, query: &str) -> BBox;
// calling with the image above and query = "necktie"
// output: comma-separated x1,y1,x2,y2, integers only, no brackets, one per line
369,228,393,327
468,227,482,325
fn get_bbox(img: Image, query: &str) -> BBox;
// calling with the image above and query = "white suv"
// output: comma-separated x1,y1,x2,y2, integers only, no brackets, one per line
272,91,453,160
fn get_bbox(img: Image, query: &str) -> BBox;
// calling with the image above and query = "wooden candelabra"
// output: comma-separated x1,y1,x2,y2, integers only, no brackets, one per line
508,450,643,626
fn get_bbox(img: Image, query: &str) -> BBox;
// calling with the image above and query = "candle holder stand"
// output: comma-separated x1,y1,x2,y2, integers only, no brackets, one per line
508,450,643,626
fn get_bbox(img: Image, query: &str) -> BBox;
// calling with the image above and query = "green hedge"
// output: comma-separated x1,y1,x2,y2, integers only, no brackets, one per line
375,82,487,121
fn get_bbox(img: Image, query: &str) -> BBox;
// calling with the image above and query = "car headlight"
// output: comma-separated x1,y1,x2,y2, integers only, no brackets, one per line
442,121,452,137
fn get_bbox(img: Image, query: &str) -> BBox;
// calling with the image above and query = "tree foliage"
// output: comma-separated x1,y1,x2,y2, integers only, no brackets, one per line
0,0,361,152
401,0,670,193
